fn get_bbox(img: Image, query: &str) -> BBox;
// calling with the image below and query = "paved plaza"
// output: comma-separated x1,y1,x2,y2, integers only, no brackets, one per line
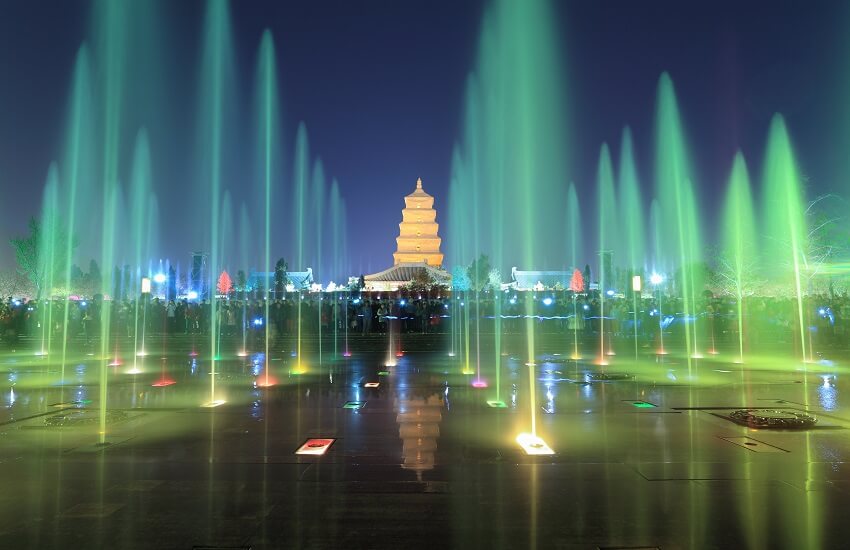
1,334,848,549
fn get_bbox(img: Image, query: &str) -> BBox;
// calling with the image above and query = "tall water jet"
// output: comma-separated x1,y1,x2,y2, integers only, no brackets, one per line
654,72,702,364
312,159,326,370
451,0,567,450
456,73,487,384
92,0,129,441
721,152,756,364
196,0,236,404
216,192,234,361
446,146,469,365
762,114,809,362
649,199,667,355
617,127,644,360
567,183,583,269
596,144,616,365
291,123,310,374
36,168,62,356
567,183,582,360
328,179,346,359
238,203,252,356
128,129,153,373
58,45,95,387
254,29,282,386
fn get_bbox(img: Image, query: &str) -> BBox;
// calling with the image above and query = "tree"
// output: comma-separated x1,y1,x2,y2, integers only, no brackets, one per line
274,258,289,297
122,265,131,300
401,269,447,294
569,268,585,293
70,259,101,297
803,194,849,294
112,266,123,301
167,265,177,300
9,216,77,299
672,261,713,300
467,254,491,292
70,264,84,282
708,246,765,299
0,269,34,299
67,261,98,296
217,271,233,296
236,270,247,299
451,265,471,292
88,259,102,289
488,268,502,290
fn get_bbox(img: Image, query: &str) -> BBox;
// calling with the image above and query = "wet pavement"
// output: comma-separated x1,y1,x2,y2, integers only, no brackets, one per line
1,334,849,549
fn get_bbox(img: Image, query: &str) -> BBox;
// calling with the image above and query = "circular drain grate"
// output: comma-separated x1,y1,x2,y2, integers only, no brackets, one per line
586,372,632,381
45,409,128,427
728,409,817,429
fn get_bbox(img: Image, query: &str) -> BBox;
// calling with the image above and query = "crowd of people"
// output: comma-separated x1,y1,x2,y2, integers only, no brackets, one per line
0,291,847,348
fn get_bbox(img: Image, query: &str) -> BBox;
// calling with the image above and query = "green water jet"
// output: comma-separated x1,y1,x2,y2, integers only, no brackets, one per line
721,152,756,364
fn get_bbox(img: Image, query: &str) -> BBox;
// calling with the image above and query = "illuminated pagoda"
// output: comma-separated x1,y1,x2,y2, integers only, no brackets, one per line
364,177,450,291
393,177,443,266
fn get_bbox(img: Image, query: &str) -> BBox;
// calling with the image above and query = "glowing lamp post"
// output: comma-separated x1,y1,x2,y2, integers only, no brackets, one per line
141,277,151,295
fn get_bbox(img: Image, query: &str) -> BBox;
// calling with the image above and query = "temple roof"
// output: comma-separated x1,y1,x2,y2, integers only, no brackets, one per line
365,262,450,283
510,267,572,290
248,268,313,289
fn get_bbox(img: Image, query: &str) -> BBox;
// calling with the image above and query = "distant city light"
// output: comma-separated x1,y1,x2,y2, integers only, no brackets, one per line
542,297,553,306
650,272,664,285
606,289,615,297
187,290,199,300
253,318,263,326
153,273,167,284
583,304,590,311
400,299,406,306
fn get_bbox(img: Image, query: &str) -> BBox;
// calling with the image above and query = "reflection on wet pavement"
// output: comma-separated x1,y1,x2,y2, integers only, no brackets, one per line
2,334,850,548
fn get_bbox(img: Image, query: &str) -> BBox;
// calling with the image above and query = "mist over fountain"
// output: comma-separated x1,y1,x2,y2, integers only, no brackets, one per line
10,0,840,454
1,1,848,547
0,0,833,449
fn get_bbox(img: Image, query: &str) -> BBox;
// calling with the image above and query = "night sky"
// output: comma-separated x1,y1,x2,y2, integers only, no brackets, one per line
0,0,848,280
